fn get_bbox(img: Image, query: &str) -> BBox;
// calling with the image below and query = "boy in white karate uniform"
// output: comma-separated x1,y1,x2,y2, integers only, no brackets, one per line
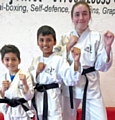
29,25,81,120
0,45,35,120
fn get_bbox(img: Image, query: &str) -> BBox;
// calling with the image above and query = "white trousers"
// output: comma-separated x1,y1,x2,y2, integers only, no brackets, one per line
38,114,62,120
4,115,30,120
62,96,107,120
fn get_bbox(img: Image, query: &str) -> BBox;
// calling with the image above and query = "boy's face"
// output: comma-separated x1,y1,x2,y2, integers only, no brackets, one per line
37,34,56,57
2,52,20,74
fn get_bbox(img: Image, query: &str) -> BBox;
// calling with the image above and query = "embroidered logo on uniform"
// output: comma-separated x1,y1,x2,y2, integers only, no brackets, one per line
18,84,23,89
45,66,55,75
84,44,92,53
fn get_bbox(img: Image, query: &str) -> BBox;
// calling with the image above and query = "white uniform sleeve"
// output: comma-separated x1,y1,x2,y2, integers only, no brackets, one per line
95,35,113,72
0,73,5,98
57,57,81,86
20,72,34,101
54,35,69,58
28,57,39,84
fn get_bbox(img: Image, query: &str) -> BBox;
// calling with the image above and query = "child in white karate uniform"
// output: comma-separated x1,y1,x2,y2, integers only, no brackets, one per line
29,25,81,120
0,45,35,120
54,1,114,120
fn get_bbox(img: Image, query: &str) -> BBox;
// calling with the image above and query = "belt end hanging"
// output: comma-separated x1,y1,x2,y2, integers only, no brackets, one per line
71,109,74,116
26,110,35,119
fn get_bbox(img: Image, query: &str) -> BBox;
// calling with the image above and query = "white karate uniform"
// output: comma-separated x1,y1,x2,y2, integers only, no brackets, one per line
0,69,34,120
54,27,113,120
29,52,81,120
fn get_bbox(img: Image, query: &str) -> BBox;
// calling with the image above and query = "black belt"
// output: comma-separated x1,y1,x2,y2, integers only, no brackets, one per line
69,67,95,120
0,97,35,119
32,83,59,120
81,67,96,120
69,86,74,113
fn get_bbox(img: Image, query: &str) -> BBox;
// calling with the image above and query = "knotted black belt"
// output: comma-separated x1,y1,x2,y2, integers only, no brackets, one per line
32,83,59,120
0,97,35,119
69,67,95,120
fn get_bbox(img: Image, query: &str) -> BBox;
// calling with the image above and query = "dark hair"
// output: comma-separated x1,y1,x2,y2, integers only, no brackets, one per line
71,1,91,18
0,44,21,60
37,25,56,41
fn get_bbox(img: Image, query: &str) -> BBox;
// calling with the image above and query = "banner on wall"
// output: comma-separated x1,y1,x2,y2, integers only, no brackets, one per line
0,0,115,16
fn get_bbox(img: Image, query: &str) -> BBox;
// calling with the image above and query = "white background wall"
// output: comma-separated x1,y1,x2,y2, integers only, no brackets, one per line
0,0,115,108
